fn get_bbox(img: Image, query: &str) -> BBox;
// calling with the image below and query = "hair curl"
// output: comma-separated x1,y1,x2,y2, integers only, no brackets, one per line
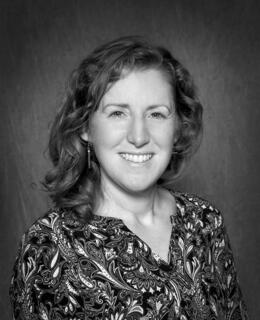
43,36,203,222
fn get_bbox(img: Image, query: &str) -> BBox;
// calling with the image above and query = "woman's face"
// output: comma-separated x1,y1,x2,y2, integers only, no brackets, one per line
83,68,178,195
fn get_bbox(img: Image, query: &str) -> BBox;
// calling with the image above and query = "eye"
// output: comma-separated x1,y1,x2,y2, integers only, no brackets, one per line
109,110,125,118
149,112,166,119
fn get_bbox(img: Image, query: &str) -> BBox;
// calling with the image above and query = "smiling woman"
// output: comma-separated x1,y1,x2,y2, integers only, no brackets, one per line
9,36,248,319
81,69,176,197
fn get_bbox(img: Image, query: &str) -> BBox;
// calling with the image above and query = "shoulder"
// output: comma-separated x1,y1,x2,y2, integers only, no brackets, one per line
171,191,225,233
11,207,86,285
20,208,85,245
171,192,248,318
174,190,219,210
10,208,86,317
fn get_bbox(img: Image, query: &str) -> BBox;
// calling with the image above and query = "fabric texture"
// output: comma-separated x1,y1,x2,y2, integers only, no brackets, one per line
10,192,248,319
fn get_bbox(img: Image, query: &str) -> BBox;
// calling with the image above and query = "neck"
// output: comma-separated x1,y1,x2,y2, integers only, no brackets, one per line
95,179,160,225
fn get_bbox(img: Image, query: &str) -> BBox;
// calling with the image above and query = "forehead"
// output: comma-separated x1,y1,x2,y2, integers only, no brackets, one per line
102,68,173,104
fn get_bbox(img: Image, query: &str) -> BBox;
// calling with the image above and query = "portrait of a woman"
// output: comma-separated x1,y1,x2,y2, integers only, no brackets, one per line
9,36,248,319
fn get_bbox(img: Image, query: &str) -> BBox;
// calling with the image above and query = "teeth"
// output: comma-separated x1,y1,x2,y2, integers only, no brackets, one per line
120,153,153,163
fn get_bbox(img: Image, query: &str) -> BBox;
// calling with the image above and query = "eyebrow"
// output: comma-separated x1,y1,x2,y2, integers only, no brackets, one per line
102,103,172,111
103,103,129,110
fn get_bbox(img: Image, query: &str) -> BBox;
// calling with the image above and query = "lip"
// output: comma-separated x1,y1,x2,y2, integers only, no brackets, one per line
119,152,154,164
119,152,154,155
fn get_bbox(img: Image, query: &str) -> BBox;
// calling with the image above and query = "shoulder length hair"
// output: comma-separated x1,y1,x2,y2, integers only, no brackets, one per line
43,36,203,221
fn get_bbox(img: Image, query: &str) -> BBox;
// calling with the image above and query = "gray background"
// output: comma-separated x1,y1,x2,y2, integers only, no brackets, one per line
1,0,259,319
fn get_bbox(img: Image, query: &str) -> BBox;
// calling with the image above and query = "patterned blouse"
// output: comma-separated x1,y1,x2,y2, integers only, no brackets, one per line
10,192,248,320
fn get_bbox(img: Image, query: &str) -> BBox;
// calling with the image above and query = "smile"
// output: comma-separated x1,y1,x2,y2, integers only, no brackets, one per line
119,153,153,163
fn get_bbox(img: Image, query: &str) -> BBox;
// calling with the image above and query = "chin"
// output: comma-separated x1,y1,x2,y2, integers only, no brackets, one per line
120,179,157,194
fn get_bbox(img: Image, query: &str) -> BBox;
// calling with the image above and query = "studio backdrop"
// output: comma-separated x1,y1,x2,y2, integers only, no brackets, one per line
1,1,259,319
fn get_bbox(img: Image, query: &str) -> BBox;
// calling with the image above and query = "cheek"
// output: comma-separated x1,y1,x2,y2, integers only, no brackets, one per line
152,122,176,148
90,121,124,149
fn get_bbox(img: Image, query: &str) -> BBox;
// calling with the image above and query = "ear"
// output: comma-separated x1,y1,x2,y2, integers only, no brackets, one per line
80,130,90,143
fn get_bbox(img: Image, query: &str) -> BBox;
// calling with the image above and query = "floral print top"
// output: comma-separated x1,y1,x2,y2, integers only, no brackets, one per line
10,192,248,319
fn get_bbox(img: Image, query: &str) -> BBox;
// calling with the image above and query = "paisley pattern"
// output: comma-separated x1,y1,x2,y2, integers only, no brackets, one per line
10,192,248,319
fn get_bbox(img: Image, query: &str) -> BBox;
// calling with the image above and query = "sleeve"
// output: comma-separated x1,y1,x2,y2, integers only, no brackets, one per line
211,209,249,320
9,220,84,320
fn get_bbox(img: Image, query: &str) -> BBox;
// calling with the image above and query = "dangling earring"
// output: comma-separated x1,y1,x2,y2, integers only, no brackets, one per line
170,142,178,171
87,142,92,169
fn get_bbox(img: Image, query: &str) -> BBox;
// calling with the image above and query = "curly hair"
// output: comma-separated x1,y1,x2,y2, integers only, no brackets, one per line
43,36,203,222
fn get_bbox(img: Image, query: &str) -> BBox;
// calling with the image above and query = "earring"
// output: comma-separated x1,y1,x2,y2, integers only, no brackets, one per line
87,142,92,169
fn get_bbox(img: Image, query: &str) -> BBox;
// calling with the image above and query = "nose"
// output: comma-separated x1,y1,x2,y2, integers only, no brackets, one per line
127,115,150,147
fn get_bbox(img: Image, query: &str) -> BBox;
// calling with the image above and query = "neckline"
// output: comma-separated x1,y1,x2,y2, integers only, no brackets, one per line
91,190,181,265
92,189,180,223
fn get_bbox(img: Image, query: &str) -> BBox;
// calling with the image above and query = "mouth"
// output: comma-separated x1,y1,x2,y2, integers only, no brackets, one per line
119,153,153,163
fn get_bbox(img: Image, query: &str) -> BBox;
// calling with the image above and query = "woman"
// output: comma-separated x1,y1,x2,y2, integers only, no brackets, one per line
10,36,248,319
